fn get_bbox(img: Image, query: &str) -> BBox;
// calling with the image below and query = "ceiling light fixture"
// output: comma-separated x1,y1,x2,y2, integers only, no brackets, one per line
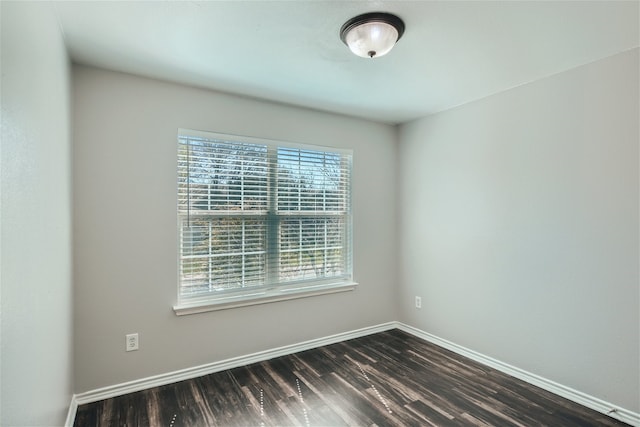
340,12,405,59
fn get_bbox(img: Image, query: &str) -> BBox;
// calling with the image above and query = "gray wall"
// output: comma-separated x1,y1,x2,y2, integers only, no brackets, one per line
72,66,398,393
10,10,634,417
0,2,74,425
398,49,639,412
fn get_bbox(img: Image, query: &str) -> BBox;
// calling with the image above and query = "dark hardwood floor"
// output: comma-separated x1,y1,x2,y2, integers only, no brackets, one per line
74,329,629,426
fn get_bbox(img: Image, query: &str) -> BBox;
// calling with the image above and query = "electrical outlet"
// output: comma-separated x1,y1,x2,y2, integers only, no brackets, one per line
415,296,422,309
126,333,139,352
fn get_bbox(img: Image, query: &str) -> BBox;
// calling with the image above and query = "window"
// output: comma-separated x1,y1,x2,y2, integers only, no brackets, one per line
174,129,354,314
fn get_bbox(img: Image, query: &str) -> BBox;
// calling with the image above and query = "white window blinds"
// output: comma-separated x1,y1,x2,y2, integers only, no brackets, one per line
177,130,353,308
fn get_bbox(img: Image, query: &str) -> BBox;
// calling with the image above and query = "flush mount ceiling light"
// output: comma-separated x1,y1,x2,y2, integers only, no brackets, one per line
340,12,405,59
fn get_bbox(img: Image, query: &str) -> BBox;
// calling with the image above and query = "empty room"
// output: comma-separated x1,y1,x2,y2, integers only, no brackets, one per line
1,1,638,426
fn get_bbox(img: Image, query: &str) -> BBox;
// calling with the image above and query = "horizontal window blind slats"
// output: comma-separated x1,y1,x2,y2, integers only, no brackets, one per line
180,251,267,259
177,212,270,218
178,131,352,303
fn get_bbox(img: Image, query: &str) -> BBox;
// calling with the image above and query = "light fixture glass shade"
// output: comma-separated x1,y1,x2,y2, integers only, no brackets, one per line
344,21,399,58
340,12,405,59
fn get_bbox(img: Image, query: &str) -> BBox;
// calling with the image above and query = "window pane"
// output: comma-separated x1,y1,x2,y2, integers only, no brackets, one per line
278,217,346,282
179,217,267,296
178,138,268,213
276,148,349,213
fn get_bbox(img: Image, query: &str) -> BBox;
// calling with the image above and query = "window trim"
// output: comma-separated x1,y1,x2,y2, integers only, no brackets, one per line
173,281,357,315
174,129,355,315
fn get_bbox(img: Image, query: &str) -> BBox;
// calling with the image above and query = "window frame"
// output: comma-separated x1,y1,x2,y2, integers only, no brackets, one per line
173,129,356,315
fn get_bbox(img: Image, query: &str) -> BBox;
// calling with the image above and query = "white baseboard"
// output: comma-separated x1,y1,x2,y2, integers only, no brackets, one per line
72,321,397,406
65,395,78,427
396,322,640,427
68,321,639,427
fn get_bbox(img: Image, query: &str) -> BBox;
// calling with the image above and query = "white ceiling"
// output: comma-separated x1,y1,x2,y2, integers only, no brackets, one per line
53,1,639,124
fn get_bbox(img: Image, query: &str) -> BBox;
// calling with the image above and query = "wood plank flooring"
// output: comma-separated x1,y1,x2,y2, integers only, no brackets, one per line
74,329,630,426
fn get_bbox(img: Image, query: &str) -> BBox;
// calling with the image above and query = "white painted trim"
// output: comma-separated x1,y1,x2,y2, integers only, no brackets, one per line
65,395,78,427
72,321,397,406
396,322,640,427
67,321,639,427
174,282,357,316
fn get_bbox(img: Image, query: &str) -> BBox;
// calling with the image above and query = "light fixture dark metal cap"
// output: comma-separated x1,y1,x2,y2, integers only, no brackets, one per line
339,12,405,45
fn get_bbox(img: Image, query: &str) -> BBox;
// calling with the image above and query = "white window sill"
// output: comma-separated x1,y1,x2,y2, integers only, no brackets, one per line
173,282,358,316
